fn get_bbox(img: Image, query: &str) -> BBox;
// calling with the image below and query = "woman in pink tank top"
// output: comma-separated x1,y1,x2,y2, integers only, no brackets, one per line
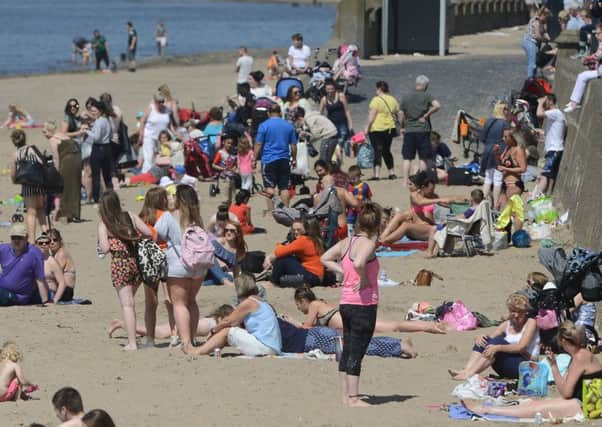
321,202,382,407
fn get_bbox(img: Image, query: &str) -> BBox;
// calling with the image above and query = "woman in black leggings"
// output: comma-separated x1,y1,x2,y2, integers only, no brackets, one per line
364,81,401,181
82,98,114,203
321,202,382,407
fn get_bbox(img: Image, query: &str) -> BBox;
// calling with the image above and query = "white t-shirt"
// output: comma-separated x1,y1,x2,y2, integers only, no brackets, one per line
236,55,254,84
544,108,566,152
288,44,311,69
251,85,273,98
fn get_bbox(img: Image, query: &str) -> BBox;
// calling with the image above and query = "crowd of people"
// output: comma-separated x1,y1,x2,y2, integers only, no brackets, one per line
1,12,601,423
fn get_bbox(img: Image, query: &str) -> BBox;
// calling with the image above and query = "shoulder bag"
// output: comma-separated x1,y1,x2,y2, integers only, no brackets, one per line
14,146,45,186
379,96,401,137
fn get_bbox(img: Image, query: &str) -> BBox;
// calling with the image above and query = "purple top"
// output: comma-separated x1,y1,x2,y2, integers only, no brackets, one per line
0,243,45,304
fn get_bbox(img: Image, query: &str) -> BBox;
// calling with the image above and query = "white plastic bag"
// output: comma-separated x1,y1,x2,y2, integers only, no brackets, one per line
529,222,551,240
292,142,310,176
451,375,489,399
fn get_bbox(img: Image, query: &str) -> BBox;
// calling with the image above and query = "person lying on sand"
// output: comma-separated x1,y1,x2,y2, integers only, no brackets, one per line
282,286,446,334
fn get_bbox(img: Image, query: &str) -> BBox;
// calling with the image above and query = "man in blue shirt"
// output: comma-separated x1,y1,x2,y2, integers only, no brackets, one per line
253,104,297,209
0,223,48,306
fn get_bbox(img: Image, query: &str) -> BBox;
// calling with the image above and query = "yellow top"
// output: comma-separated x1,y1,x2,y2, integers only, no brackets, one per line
368,94,399,132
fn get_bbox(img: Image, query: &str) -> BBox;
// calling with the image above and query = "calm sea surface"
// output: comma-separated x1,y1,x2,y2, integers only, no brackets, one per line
0,0,336,76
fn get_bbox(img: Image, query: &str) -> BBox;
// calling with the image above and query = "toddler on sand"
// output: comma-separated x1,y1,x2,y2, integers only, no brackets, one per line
0,342,38,402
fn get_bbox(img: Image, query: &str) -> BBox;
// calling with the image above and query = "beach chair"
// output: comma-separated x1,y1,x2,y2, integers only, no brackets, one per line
434,200,495,256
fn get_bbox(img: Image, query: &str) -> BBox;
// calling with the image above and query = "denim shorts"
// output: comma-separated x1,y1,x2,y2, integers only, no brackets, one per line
542,150,563,179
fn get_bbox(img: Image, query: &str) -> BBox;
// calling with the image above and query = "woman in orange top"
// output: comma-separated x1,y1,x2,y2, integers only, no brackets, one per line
228,190,255,235
136,187,177,346
264,218,324,286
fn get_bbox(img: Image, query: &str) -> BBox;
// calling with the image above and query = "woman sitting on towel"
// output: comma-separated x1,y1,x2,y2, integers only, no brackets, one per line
380,171,464,244
463,320,602,420
449,293,539,380
264,218,324,287
283,287,446,334
188,274,282,357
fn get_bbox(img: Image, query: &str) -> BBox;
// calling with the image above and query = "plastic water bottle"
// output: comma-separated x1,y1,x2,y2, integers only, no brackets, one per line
213,348,221,359
96,243,105,259
81,187,87,201
534,412,543,426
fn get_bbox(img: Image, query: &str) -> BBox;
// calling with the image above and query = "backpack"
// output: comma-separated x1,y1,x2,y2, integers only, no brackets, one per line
135,238,168,289
180,225,215,270
357,143,374,169
440,301,478,331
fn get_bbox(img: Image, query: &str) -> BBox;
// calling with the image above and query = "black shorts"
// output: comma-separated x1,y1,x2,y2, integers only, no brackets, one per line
402,131,433,160
262,158,290,190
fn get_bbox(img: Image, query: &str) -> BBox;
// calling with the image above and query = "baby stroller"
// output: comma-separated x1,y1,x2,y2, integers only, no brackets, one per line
275,77,304,100
250,97,277,138
511,77,552,129
333,44,362,94
452,110,484,163
538,247,602,351
307,61,333,104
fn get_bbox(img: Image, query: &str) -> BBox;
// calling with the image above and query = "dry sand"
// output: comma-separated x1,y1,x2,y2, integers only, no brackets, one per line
0,28,582,426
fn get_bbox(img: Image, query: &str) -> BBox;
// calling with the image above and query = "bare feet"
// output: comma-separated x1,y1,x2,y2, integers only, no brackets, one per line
108,319,123,338
401,338,418,358
346,396,371,407
448,369,468,381
122,343,137,351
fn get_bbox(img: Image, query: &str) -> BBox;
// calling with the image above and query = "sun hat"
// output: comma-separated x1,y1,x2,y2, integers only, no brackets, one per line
189,129,204,140
159,176,174,187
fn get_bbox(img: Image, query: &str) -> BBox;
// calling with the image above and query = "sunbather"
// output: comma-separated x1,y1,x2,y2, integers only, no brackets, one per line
283,287,446,334
449,294,539,380
462,321,602,419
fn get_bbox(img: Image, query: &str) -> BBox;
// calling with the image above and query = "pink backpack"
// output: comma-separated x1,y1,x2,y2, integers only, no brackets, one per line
442,301,478,331
180,225,215,270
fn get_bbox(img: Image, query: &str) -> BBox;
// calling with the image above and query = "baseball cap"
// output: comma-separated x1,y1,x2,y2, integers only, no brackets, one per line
174,165,186,175
9,223,27,237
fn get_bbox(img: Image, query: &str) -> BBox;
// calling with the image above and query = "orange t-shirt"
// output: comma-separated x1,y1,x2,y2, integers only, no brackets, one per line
229,203,254,235
274,235,324,278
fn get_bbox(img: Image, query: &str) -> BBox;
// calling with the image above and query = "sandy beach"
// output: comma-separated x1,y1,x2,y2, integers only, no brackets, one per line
0,27,580,427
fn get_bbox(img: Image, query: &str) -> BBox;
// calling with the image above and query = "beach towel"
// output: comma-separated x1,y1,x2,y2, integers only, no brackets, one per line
376,249,418,258
57,298,92,305
379,236,429,251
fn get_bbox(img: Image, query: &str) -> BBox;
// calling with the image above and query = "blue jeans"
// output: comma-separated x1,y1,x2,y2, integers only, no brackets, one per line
270,256,321,286
473,336,528,379
203,260,233,286
522,38,538,78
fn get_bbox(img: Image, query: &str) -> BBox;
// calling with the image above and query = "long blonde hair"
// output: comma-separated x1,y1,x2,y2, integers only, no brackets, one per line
175,184,203,230
492,101,508,119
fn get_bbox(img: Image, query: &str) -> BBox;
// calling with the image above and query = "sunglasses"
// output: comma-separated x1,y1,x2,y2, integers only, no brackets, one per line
225,228,237,233
37,240,50,246
292,91,300,95
11,236,25,241
70,104,79,108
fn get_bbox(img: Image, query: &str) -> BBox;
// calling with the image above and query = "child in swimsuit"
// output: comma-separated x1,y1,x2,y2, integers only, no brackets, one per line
0,342,38,402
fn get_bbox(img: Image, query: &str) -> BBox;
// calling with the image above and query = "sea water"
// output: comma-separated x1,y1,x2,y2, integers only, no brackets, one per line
0,0,336,76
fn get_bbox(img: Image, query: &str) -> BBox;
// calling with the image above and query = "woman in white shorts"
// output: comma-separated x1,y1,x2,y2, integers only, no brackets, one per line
155,184,208,354
189,274,282,357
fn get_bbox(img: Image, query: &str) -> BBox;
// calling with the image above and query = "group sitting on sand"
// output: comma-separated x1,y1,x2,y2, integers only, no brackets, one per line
2,24,598,422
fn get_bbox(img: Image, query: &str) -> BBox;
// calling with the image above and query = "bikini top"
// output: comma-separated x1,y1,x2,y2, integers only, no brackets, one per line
412,203,435,215
316,307,339,326
573,370,602,400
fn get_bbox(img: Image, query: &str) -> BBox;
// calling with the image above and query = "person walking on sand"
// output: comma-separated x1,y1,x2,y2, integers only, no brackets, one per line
155,21,168,57
92,30,109,71
126,22,137,72
236,47,254,95
321,202,382,407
